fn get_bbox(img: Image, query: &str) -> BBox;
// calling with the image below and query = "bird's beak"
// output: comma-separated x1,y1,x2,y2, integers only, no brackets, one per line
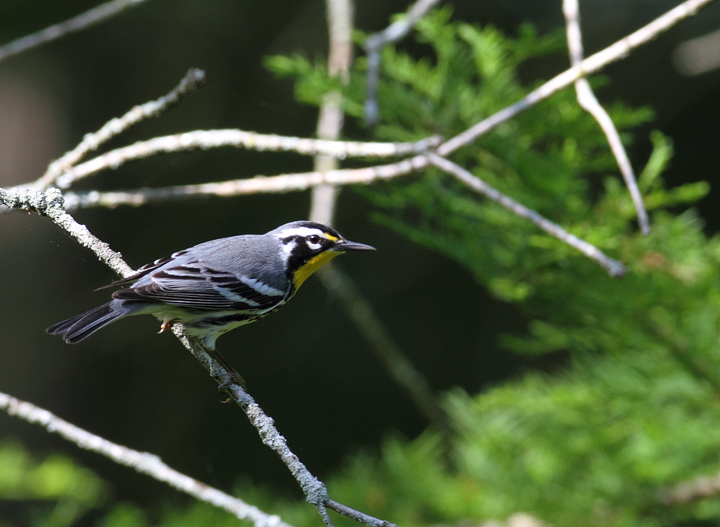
335,239,376,252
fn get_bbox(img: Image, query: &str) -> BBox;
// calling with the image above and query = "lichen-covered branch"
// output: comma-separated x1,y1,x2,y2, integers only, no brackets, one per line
0,391,290,527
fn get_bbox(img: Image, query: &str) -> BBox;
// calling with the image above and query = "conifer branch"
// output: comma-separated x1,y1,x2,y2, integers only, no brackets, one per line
427,154,627,277
363,0,442,125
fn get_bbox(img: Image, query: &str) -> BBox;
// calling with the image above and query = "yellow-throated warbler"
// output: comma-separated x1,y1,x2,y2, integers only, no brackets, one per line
47,221,375,346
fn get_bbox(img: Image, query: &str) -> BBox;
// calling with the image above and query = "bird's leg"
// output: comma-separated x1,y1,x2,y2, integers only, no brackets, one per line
206,346,247,391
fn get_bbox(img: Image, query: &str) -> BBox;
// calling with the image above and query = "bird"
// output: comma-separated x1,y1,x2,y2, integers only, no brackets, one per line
47,221,375,348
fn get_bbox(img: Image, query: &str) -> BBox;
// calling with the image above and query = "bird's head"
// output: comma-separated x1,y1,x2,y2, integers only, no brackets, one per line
269,221,375,289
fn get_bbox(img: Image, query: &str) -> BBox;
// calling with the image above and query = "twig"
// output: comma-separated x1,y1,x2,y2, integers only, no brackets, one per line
317,265,448,430
36,68,207,190
51,131,442,189
363,0,442,125
427,154,627,277
437,0,717,156
562,0,650,235
0,391,291,527
0,0,151,63
661,471,720,505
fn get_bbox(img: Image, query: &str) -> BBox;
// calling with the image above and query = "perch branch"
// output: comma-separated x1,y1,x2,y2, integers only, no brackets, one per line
0,391,290,527
437,0,717,156
562,0,650,235
0,0,151,63
427,154,627,277
171,329,399,527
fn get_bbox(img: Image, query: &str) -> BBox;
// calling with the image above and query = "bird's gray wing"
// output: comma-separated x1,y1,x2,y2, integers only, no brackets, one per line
112,261,287,311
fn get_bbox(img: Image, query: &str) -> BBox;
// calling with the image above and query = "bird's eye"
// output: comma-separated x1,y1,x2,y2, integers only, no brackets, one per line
308,235,320,244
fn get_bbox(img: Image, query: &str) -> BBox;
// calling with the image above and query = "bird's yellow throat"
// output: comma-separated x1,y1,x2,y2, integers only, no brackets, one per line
293,251,340,289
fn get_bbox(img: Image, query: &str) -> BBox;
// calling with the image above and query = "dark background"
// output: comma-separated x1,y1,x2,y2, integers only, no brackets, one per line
0,0,719,508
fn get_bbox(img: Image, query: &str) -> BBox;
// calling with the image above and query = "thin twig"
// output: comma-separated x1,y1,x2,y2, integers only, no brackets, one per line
427,154,627,277
51,131,442,189
317,265,448,430
363,0,442,125
562,0,650,235
36,68,207,190
0,391,291,527
0,0,151,63
661,471,720,505
437,0,717,156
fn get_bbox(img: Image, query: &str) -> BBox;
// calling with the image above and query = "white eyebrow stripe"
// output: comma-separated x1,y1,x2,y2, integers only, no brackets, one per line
274,226,332,239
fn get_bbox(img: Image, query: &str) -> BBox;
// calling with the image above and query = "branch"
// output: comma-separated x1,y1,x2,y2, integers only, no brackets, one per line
51,131,442,189
36,68,207,190
61,157,429,209
437,0,717,156
0,391,290,527
363,0,443,125
0,0,151,63
427,154,627,277
310,0,354,225
562,0,650,235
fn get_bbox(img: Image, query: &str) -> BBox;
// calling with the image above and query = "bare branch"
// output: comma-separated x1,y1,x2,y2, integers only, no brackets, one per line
36,68,206,190
437,0,717,156
52,131,442,189
61,157,429,209
363,0,443,125
0,391,291,527
427,154,627,277
562,0,650,235
0,0,151,63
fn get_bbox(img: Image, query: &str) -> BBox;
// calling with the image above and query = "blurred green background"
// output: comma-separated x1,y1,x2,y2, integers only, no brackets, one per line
2,1,720,526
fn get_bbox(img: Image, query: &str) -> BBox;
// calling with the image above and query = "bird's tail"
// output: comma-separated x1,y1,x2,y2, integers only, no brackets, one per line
46,301,131,344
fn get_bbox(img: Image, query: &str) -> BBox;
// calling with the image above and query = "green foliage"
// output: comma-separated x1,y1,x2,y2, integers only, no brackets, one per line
0,441,108,527
264,7,720,527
